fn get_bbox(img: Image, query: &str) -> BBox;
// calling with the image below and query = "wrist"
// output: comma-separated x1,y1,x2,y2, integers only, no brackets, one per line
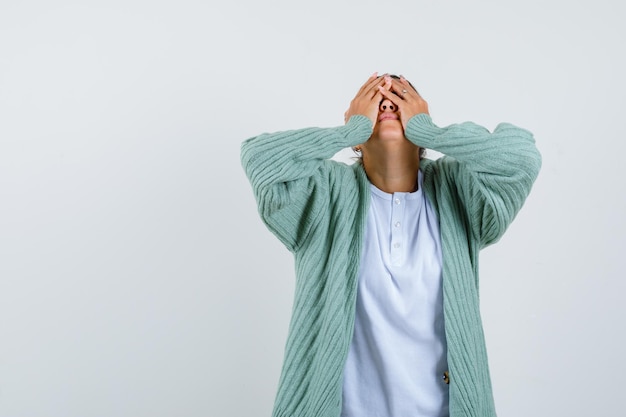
342,115,373,147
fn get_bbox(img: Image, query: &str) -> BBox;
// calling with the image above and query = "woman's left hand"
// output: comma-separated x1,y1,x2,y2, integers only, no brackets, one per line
378,75,429,130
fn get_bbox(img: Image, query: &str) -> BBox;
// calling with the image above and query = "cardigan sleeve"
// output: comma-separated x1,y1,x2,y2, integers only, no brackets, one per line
240,115,372,252
405,113,542,248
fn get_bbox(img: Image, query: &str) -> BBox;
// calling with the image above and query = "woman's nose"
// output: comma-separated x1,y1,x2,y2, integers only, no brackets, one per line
379,98,396,112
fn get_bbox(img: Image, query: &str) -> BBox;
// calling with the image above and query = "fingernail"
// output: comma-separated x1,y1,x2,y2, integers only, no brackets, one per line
371,71,378,77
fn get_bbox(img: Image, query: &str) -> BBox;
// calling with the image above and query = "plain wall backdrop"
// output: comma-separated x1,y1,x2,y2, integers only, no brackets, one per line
1,0,624,416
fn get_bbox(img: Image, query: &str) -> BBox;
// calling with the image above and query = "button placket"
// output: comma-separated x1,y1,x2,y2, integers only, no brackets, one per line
390,193,405,265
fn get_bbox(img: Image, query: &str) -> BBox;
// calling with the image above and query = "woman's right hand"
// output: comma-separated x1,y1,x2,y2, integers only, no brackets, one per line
344,73,389,126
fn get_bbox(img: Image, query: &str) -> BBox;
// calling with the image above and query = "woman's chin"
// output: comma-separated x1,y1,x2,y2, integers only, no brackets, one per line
376,124,406,142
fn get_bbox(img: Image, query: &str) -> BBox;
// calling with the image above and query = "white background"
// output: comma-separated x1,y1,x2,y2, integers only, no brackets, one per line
1,1,624,416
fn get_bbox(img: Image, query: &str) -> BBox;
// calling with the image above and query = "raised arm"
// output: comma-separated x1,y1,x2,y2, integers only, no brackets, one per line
379,77,542,247
240,117,371,251
410,115,541,246
240,74,388,251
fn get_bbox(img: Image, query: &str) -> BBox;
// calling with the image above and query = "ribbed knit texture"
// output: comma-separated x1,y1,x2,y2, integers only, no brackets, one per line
241,114,541,417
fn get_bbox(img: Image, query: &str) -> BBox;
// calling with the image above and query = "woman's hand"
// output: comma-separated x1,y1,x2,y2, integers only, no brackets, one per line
377,75,429,130
344,72,388,126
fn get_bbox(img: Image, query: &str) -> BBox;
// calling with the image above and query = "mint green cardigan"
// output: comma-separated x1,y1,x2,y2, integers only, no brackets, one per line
241,114,541,417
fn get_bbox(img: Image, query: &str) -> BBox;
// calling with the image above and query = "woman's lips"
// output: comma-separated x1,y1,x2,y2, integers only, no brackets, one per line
378,114,399,122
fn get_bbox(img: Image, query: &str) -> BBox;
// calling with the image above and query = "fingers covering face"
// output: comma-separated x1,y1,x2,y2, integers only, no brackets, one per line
386,77,418,101
357,73,388,99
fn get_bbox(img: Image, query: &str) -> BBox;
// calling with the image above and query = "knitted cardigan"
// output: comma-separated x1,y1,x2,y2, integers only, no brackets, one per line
241,113,541,417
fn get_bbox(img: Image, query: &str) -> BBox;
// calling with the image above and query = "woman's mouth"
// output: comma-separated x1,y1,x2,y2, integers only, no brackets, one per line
378,114,399,122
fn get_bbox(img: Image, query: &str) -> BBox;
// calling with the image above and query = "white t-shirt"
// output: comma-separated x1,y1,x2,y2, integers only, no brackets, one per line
342,171,449,417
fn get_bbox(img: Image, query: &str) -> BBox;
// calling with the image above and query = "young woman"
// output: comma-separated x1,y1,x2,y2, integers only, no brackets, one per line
241,73,541,417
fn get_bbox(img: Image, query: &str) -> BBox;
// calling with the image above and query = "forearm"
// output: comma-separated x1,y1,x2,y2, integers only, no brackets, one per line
241,115,372,192
405,113,541,178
